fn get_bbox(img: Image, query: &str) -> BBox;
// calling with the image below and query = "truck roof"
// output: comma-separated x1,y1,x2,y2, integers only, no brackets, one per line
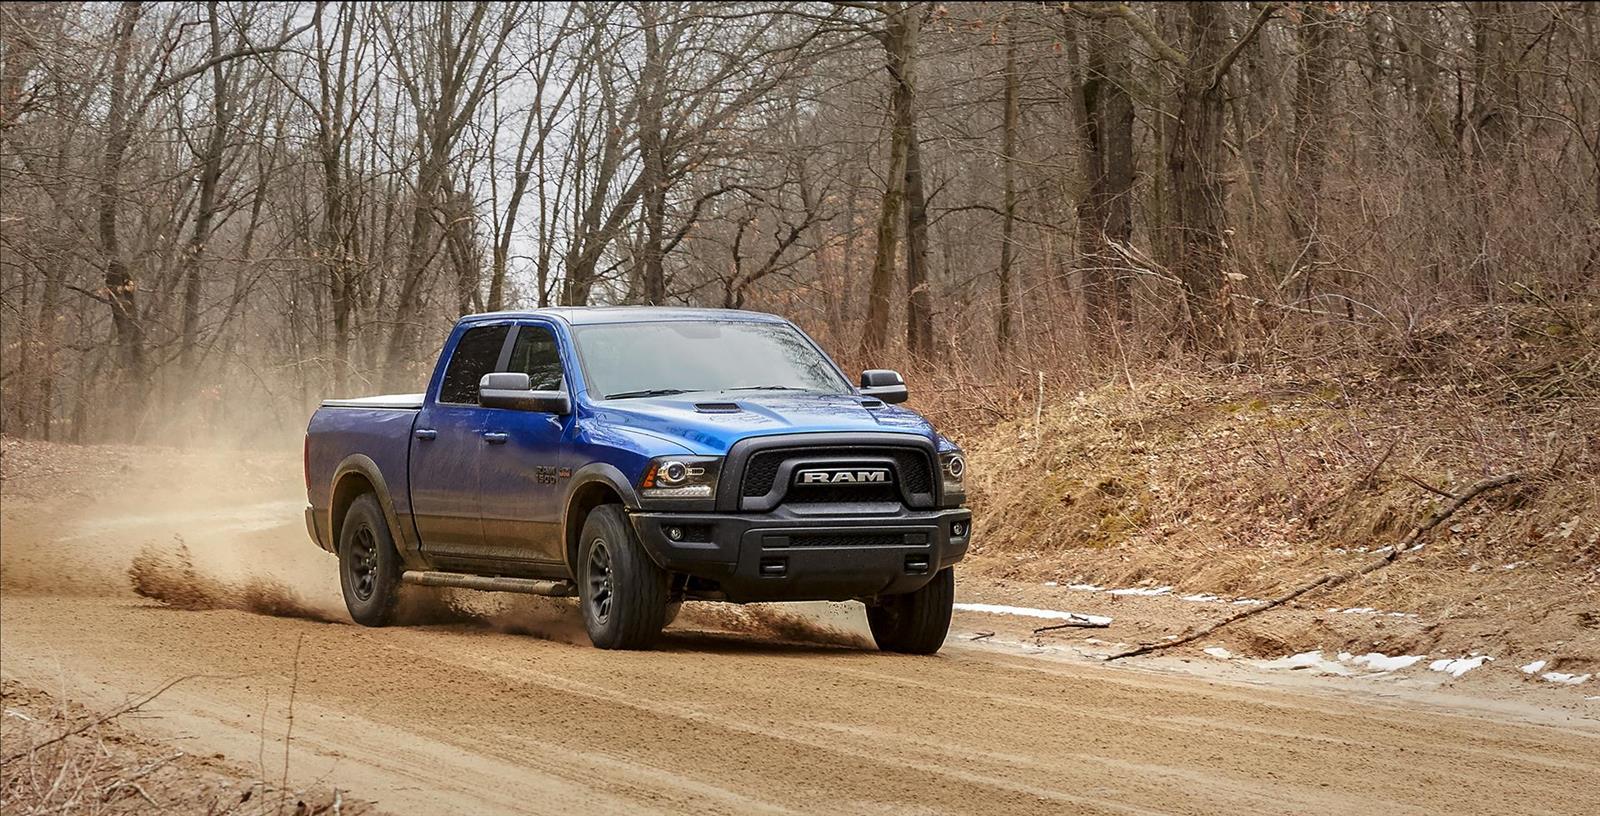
459,306,787,326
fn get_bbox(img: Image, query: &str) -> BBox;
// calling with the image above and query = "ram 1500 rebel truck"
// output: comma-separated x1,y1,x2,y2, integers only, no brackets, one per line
303,307,971,652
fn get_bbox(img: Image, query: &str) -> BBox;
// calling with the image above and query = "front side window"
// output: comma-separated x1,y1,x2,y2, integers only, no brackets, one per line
506,324,564,391
572,320,850,400
438,324,509,404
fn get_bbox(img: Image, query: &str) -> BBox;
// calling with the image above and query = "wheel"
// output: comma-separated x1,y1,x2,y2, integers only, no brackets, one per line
866,568,954,654
338,494,402,627
578,505,669,649
663,602,683,627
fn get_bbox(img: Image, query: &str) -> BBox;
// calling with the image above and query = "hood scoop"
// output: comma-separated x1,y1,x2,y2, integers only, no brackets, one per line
693,401,743,413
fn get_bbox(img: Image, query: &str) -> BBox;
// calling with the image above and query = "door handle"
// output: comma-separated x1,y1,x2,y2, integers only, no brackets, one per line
413,428,437,441
482,431,509,445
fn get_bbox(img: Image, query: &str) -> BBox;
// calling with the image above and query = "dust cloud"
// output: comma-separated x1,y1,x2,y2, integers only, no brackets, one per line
681,602,873,649
129,536,345,623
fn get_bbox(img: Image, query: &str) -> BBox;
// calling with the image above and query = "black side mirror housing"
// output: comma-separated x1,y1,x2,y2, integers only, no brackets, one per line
860,369,909,404
479,372,571,414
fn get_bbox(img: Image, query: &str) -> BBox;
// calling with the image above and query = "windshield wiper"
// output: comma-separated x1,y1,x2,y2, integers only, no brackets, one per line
603,388,695,400
724,385,809,392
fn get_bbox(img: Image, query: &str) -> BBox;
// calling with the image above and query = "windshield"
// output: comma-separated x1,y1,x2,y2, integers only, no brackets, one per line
572,320,852,400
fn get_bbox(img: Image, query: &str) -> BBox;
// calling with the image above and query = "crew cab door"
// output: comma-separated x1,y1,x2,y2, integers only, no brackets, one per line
409,322,513,557
477,321,571,565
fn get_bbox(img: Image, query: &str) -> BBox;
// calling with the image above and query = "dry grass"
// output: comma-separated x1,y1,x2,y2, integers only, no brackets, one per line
0,680,379,816
939,303,1598,650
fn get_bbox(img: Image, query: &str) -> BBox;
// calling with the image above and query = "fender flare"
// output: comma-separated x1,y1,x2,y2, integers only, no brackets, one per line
329,454,424,566
560,462,641,572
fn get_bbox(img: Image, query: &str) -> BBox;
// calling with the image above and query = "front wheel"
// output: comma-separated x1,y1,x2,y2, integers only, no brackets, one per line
578,505,669,649
339,494,402,627
866,568,954,654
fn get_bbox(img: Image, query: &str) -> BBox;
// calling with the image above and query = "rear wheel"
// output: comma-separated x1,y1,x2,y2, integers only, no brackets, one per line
866,568,954,654
578,505,669,649
339,494,402,627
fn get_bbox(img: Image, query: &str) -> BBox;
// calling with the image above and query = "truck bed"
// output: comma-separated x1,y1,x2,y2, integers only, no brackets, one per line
304,396,422,553
320,393,425,410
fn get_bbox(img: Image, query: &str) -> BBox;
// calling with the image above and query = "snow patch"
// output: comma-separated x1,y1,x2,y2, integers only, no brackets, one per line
952,603,1113,626
1521,660,1548,674
1428,655,1492,678
1256,650,1352,675
1541,672,1592,686
1342,652,1426,672
1180,594,1221,603
1202,646,1233,659
1107,586,1172,597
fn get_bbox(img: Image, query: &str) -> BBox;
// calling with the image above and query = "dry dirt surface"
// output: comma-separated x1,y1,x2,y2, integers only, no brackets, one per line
3,439,1599,815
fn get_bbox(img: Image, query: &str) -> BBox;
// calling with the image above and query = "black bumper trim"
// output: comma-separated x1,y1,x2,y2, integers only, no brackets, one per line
629,506,971,602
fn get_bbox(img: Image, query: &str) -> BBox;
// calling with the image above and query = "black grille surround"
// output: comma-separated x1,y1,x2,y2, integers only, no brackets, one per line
721,433,942,513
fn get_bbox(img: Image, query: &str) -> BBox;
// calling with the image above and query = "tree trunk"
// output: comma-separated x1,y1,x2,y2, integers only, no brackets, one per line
861,2,918,358
904,119,933,358
178,1,231,372
99,2,147,391
998,17,1019,351
1165,1,1236,353
638,3,669,305
1289,2,1334,300
1091,17,1134,331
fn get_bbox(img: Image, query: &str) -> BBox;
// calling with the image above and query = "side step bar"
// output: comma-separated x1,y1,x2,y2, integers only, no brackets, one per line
401,570,574,597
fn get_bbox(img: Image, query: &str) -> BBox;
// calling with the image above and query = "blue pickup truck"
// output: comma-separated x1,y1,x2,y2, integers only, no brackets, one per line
303,307,971,652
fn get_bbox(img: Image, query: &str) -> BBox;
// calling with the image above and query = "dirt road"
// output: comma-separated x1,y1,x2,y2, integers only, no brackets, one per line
2,444,1597,815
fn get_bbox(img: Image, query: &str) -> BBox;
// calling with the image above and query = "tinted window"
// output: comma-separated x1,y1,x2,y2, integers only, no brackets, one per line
506,325,564,391
438,325,509,404
572,320,850,399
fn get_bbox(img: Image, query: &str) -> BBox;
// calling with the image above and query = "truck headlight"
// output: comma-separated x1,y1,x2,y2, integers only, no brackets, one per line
940,451,967,506
640,456,722,500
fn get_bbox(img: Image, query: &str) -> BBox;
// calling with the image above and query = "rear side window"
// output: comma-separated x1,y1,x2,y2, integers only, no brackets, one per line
438,324,509,404
506,325,564,391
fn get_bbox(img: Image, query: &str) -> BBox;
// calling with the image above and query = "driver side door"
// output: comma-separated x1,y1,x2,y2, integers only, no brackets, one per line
477,321,572,566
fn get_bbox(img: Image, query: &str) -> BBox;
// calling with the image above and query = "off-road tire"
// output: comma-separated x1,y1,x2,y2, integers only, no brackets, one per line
339,494,402,627
579,505,669,649
866,568,954,654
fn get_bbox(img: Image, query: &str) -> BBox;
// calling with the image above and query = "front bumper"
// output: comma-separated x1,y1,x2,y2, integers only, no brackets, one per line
629,506,971,602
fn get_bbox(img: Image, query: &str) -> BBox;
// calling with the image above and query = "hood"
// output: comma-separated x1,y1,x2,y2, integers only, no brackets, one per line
584,392,937,455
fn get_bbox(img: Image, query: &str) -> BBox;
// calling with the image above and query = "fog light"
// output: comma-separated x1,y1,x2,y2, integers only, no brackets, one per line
667,526,684,541
952,521,968,537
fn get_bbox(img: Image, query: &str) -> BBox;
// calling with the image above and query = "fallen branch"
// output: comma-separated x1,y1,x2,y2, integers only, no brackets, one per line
1106,472,1522,661
1033,615,1112,635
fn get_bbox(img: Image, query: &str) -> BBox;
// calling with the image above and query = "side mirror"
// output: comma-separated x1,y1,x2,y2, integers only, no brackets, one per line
859,369,908,404
479,372,571,414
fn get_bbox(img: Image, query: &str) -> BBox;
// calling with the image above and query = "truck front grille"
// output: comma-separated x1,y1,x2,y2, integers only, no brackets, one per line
739,448,934,499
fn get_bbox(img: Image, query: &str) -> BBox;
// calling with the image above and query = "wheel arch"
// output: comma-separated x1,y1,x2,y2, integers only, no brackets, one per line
329,454,414,562
562,463,640,574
